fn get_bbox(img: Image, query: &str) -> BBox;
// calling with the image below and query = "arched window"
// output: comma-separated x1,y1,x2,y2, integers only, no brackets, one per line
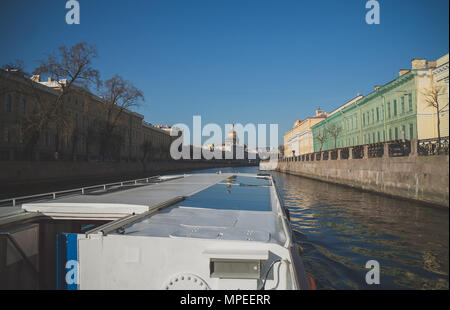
5,94,12,112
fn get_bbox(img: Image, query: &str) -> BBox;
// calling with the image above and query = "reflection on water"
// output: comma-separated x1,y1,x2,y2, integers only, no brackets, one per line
193,166,449,290
276,171,449,290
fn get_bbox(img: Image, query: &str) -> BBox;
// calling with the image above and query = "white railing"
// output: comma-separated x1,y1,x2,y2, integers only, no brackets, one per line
0,175,171,208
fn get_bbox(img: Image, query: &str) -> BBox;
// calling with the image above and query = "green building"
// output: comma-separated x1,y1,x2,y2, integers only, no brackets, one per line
310,54,450,152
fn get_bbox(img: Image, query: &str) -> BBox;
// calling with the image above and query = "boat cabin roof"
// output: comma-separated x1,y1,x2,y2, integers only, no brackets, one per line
11,173,287,245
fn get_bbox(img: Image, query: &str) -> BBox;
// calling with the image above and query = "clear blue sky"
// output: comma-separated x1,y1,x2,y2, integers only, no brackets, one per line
1,0,448,145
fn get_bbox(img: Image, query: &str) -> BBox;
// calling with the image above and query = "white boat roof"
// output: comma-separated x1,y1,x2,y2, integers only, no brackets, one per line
119,205,284,244
12,173,287,245
17,174,230,218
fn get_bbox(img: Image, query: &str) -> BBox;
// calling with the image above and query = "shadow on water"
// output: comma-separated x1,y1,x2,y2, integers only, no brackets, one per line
196,166,449,290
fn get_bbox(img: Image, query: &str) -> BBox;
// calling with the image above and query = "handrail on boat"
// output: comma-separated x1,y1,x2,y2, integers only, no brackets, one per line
270,175,311,290
0,175,186,208
270,176,292,249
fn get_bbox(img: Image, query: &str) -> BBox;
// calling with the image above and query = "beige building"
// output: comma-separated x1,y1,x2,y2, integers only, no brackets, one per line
415,53,449,140
0,69,175,162
284,109,327,157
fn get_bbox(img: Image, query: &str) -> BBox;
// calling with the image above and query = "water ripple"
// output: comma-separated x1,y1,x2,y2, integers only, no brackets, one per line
272,171,449,290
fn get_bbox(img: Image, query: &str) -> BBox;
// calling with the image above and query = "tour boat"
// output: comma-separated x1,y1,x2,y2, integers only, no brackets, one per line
0,172,312,290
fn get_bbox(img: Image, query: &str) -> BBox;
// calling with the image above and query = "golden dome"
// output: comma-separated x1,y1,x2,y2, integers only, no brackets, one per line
227,130,237,138
225,125,239,144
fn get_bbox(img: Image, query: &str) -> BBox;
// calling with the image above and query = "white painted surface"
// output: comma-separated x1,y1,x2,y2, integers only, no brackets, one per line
75,173,299,290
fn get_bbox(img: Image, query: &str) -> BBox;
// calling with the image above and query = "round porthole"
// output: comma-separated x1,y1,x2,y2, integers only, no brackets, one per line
163,273,210,290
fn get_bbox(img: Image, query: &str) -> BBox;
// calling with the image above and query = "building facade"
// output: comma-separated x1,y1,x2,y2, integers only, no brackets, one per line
311,53,449,152
283,109,327,157
0,70,175,162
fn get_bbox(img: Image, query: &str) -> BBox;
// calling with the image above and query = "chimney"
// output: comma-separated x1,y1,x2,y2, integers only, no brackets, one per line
411,58,427,70
374,85,381,91
30,75,40,82
428,60,437,69
399,69,410,77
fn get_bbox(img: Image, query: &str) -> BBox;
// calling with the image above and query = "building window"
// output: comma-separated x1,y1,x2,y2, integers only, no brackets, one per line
402,125,406,140
376,107,379,122
5,94,12,112
409,123,414,139
387,102,391,118
21,98,26,114
393,100,397,116
383,130,385,142
408,93,413,111
372,132,375,143
377,131,380,142
389,128,392,141
372,109,374,123
401,97,405,114
18,127,23,144
395,127,399,140
4,128,9,143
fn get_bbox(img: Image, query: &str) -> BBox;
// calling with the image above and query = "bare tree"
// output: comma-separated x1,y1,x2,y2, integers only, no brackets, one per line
98,75,144,161
0,43,100,160
326,123,342,149
32,42,100,159
34,42,100,91
422,85,448,152
316,130,326,152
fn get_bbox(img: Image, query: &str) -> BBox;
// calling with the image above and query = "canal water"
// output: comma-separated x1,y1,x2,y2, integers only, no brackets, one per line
195,166,449,290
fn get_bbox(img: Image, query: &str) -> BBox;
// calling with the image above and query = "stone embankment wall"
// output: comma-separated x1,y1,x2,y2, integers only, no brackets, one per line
275,141,449,207
0,160,255,185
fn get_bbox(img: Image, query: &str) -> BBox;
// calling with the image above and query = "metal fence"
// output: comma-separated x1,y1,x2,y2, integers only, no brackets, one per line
418,136,449,156
340,148,349,160
352,146,364,159
368,143,384,158
388,141,411,157
279,138,449,162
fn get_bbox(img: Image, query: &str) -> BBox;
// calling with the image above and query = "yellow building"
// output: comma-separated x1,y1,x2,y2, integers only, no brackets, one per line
284,109,327,157
416,53,449,140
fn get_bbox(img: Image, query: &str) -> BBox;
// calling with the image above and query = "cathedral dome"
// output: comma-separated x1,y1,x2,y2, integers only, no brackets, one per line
225,125,239,145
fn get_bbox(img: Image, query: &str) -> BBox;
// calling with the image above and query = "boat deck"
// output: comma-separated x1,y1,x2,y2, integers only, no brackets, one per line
2,173,286,245
22,173,230,211
116,173,284,244
0,172,307,290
